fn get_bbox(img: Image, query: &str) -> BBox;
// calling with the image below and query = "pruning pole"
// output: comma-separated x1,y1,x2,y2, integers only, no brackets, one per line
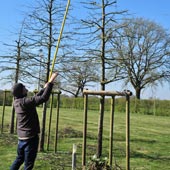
48,0,70,81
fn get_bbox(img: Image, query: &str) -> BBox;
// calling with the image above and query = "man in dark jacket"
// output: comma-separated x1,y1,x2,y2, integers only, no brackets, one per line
10,72,58,170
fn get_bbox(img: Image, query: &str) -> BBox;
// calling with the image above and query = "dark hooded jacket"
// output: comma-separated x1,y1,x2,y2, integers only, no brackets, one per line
13,83,53,139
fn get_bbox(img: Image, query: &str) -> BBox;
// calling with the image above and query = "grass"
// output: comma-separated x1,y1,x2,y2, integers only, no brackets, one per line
0,106,170,169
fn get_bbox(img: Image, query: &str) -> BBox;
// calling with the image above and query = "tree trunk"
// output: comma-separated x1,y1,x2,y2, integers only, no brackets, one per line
10,41,21,134
39,1,53,151
97,0,106,158
97,95,105,157
39,102,47,151
10,105,15,134
135,87,141,100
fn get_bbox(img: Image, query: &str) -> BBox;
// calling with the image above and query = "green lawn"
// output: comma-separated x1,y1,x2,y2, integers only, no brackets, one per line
0,106,170,169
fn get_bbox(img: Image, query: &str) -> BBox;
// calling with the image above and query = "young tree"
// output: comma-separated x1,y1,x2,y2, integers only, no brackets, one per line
110,17,170,99
79,0,126,157
23,0,71,151
0,21,36,85
0,21,36,134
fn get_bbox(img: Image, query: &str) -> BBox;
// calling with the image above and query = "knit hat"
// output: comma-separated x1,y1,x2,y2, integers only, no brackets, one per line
12,83,24,98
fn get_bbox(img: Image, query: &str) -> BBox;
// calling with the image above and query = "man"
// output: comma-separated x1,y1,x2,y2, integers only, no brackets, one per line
10,72,58,170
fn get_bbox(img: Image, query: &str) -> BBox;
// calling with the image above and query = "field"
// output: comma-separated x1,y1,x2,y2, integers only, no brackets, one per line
0,106,170,169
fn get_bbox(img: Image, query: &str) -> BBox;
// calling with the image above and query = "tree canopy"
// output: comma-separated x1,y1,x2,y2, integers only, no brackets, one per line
110,17,170,99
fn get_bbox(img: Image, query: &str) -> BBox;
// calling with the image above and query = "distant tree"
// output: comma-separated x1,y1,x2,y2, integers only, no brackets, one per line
0,21,35,85
110,17,170,99
0,22,36,134
59,61,100,97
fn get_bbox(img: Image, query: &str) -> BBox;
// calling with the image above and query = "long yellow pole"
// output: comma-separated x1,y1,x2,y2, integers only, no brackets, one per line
49,0,71,81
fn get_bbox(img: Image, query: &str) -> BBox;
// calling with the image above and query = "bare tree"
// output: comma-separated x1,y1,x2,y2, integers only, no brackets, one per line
23,1,65,81
79,0,126,157
59,61,100,97
0,20,37,85
22,0,71,151
0,21,36,134
110,17,170,99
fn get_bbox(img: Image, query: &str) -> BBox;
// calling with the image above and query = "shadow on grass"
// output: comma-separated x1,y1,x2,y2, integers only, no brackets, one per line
131,138,157,144
130,138,170,161
131,151,170,161
0,133,17,146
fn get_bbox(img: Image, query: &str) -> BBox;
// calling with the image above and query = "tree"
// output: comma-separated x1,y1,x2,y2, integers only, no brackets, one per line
0,21,36,134
110,17,170,99
79,0,126,157
0,21,36,85
23,0,70,151
59,61,100,97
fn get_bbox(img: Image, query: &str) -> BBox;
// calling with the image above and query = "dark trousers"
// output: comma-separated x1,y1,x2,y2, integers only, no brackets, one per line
10,135,39,170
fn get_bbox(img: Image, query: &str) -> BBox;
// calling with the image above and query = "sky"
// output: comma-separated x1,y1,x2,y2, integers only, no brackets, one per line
0,0,170,100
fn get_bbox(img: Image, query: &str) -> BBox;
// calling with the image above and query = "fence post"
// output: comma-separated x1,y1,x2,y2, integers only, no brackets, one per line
10,98,15,134
109,96,115,166
82,93,88,169
1,90,7,133
72,144,77,170
126,95,130,170
54,91,61,153
47,92,54,151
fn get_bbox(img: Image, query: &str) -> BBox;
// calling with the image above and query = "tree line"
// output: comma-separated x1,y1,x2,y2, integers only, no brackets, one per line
0,89,169,117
